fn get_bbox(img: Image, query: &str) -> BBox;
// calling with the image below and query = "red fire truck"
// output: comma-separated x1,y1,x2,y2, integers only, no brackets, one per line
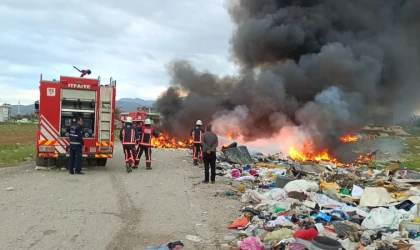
120,110,148,126
34,74,117,168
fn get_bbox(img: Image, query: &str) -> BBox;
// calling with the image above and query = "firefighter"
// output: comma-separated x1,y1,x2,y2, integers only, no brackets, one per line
73,66,91,77
190,120,205,166
136,118,159,170
119,117,138,173
133,121,142,169
69,116,85,175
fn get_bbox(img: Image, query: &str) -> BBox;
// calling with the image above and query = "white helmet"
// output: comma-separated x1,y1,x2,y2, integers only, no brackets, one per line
145,118,151,125
196,120,202,126
125,117,132,123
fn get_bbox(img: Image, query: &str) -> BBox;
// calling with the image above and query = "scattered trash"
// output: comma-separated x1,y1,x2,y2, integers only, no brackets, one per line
185,235,201,243
215,139,420,249
35,166,50,171
146,241,184,250
5,187,14,191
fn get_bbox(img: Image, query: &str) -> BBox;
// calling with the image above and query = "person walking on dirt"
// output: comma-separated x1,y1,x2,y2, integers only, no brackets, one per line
119,117,138,173
69,116,85,175
190,120,205,166
202,124,218,184
136,118,159,170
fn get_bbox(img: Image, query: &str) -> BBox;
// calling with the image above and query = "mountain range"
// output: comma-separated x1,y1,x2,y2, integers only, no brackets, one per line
8,98,156,115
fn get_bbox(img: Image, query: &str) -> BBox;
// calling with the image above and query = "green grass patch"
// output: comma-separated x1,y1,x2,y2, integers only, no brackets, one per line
0,144,36,167
0,122,38,167
398,136,420,169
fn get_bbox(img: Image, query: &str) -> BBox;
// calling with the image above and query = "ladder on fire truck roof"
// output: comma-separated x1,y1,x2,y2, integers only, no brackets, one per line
98,78,116,148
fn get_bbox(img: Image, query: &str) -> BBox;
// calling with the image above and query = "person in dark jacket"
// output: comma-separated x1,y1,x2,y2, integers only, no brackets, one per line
190,120,205,166
133,121,142,169
119,117,138,173
69,116,85,175
202,124,218,184
136,118,159,170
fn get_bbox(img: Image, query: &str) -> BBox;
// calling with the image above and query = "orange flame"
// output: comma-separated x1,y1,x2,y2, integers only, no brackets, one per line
288,145,374,166
289,146,338,163
226,133,233,140
151,133,194,149
340,135,358,143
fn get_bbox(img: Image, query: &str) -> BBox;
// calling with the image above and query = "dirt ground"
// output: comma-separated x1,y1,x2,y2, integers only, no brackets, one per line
0,144,242,250
0,123,38,146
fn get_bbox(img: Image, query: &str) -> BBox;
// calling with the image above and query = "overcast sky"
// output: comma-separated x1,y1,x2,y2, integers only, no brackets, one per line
0,0,236,105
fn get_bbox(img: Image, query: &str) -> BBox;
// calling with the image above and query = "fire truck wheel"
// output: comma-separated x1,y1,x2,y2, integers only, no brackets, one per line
36,157,56,167
36,157,45,167
87,159,97,167
56,158,67,169
97,159,107,167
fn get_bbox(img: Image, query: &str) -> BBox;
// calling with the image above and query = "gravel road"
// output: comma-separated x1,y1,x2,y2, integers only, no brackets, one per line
0,144,241,250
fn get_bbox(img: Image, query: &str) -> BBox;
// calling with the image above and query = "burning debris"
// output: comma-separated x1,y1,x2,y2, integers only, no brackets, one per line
155,0,420,164
340,135,359,143
151,133,193,149
214,143,420,249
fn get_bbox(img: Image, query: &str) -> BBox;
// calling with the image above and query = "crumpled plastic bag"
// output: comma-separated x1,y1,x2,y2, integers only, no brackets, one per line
309,193,346,209
238,236,264,250
361,207,403,230
284,180,319,193
240,188,288,203
319,180,340,193
263,228,295,243
228,217,249,229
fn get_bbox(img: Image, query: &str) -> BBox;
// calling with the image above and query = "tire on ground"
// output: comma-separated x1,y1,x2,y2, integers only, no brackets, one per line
87,159,97,167
56,157,68,169
97,158,107,167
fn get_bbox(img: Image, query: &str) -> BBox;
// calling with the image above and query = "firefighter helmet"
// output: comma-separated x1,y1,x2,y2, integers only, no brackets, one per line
196,120,202,126
145,118,152,125
126,117,132,123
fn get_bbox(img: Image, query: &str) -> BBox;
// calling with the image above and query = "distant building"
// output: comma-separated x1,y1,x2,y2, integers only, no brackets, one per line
0,103,11,122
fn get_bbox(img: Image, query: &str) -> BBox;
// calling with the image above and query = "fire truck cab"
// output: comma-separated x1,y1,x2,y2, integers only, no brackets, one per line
120,110,148,126
34,75,117,168
120,108,161,126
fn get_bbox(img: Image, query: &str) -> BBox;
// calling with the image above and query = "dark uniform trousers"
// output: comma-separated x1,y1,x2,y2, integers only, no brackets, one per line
123,145,136,166
69,146,82,173
193,143,203,164
136,146,152,168
203,151,216,183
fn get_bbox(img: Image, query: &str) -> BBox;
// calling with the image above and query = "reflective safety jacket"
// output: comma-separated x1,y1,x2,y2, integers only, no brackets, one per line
138,126,159,146
190,126,205,143
120,123,138,145
69,123,84,147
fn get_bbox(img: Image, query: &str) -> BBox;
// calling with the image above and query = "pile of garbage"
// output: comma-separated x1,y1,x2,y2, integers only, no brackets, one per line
217,143,420,250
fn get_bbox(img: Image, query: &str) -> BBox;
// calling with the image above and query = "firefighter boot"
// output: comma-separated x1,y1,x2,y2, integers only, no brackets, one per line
146,162,152,170
126,163,132,173
132,164,138,169
193,159,198,166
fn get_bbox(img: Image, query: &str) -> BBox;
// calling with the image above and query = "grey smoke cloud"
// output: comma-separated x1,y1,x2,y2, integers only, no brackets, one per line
156,0,420,155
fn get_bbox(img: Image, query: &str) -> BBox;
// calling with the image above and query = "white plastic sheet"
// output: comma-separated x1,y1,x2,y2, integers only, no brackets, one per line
361,207,403,230
283,180,319,193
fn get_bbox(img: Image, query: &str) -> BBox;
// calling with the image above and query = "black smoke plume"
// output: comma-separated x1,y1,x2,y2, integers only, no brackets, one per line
156,0,420,155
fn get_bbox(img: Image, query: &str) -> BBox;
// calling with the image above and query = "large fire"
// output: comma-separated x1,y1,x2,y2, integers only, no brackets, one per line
224,133,373,166
288,145,374,166
151,133,194,149
340,135,358,143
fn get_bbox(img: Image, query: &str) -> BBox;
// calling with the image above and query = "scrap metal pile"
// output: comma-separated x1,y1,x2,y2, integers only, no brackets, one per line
215,142,420,250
